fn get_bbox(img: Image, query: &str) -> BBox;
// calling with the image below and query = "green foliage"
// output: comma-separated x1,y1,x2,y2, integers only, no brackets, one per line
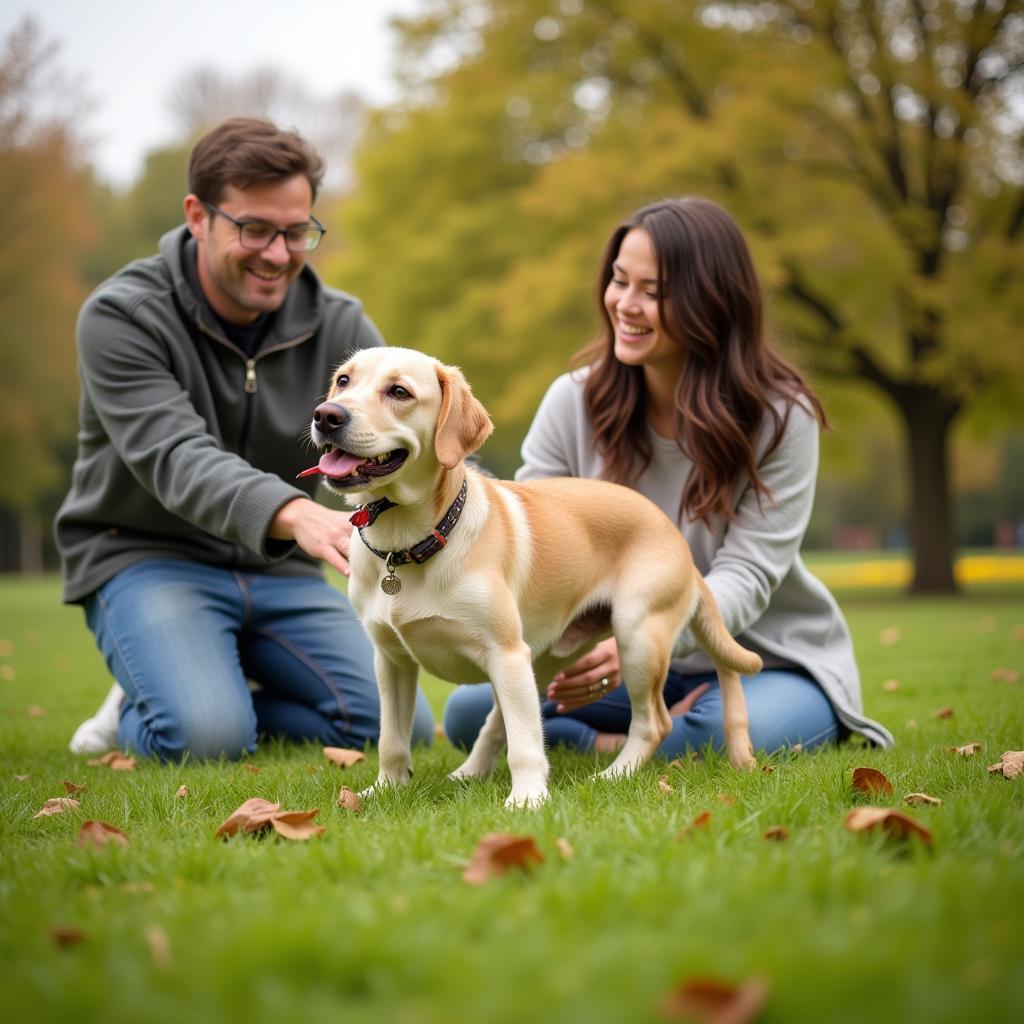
1,575,1023,1022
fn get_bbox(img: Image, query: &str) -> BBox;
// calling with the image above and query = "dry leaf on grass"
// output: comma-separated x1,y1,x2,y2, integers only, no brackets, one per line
174,785,188,799
555,837,575,860
78,820,129,849
243,764,262,775
1011,625,1024,640
718,793,737,806
34,797,80,818
85,750,136,770
986,751,1024,779
145,925,171,969
26,705,45,717
62,780,87,794
882,678,901,692
658,775,674,794
661,975,769,1024
323,746,366,768
214,797,324,840
933,706,955,719
762,826,790,841
844,807,933,844
879,627,902,647
851,766,894,796
462,833,544,885
990,667,1020,684
49,926,87,949
337,786,361,812
693,810,712,828
948,742,982,756
761,764,775,774
14,773,29,781
905,792,943,806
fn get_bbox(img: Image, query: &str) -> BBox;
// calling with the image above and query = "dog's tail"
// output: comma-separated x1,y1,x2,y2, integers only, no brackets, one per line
690,574,763,676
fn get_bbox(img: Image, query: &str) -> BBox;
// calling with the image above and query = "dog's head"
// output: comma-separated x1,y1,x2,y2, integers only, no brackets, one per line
307,347,493,495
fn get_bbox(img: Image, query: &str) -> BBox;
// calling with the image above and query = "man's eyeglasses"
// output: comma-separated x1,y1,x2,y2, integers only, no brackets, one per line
203,202,326,253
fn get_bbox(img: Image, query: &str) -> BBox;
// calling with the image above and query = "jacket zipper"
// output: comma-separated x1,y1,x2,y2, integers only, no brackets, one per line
198,323,315,396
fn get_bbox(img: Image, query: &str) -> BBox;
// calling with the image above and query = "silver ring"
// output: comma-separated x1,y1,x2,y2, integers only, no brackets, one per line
600,676,610,691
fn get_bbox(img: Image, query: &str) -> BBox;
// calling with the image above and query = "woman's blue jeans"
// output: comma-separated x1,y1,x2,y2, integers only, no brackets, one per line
443,668,839,758
84,558,434,761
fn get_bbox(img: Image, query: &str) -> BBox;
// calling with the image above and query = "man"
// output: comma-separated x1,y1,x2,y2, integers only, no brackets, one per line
57,117,433,759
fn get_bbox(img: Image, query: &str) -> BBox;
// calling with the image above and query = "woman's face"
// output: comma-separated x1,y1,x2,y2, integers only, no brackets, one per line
604,227,683,381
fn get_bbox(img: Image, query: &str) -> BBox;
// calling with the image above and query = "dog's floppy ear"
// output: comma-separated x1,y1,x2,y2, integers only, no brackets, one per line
434,363,494,469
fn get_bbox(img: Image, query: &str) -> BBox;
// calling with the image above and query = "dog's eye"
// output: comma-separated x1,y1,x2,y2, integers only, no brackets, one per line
388,384,412,400
335,374,349,389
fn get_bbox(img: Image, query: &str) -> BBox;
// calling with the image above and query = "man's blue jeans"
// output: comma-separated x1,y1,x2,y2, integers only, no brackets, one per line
84,558,433,761
443,669,839,757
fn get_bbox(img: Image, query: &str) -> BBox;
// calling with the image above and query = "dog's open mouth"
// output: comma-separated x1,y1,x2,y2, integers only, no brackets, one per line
298,447,409,486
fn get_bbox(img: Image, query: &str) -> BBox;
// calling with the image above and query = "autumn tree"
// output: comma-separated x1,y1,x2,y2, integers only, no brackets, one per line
0,19,97,569
330,0,1023,592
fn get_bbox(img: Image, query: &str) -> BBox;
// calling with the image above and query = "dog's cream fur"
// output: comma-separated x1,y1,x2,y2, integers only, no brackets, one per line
311,347,761,807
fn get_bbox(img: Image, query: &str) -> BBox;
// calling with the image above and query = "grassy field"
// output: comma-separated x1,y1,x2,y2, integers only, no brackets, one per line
1,570,1022,1024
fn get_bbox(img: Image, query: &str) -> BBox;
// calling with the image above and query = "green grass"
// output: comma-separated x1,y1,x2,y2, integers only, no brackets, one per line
1,574,1023,1024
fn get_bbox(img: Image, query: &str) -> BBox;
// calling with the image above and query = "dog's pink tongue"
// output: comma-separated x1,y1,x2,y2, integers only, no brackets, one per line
317,450,364,478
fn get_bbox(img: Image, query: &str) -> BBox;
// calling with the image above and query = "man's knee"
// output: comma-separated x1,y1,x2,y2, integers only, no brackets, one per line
142,710,257,762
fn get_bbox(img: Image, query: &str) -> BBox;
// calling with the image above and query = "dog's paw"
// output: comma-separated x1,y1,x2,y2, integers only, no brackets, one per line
729,747,757,772
504,787,548,809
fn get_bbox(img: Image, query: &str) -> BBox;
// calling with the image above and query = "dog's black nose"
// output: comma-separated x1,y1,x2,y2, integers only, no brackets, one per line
313,402,350,433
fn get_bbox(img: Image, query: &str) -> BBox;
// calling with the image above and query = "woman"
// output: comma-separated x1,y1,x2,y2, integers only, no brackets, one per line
444,197,892,757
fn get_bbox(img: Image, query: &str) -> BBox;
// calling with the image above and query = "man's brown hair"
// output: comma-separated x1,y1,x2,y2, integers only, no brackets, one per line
188,117,325,204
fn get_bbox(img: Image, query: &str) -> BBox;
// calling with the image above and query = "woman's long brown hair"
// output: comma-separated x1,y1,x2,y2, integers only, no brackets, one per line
574,197,826,524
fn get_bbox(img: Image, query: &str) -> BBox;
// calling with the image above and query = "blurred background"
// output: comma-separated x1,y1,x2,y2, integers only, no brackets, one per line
0,0,1021,594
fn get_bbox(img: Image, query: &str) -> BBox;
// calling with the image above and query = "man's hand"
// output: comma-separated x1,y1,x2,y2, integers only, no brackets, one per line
269,498,353,576
546,637,621,713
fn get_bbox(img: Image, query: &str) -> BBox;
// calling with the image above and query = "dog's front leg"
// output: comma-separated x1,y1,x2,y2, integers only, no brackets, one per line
449,695,506,782
362,646,419,798
489,644,549,808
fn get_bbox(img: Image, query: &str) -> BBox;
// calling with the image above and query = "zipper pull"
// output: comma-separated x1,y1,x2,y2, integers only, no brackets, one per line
245,360,257,394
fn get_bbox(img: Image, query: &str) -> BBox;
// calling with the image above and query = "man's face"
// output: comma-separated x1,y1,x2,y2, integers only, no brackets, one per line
184,175,314,324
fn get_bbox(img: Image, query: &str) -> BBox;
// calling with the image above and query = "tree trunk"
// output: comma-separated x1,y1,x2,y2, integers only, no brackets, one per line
896,388,959,594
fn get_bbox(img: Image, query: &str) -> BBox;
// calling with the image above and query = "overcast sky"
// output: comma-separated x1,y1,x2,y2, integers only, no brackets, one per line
1,0,424,187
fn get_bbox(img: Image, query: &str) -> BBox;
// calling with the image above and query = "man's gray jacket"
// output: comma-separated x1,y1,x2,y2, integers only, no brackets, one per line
55,225,383,603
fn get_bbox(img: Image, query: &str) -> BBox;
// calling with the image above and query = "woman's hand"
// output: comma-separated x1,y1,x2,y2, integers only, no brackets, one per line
546,637,621,713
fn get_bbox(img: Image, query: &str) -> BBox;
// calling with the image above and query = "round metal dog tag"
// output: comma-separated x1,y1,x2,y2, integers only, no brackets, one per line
381,571,402,596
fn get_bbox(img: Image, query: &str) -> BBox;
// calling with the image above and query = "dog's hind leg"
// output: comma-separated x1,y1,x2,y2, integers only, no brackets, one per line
598,611,674,779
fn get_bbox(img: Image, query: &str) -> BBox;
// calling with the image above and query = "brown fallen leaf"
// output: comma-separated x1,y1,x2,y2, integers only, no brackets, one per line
463,833,545,885
933,706,955,719
78,820,129,849
761,764,775,774
882,678,901,692
323,746,366,768
990,667,1020,684
144,924,171,969
879,626,902,647
337,786,361,812
49,926,87,949
244,764,262,775
844,807,933,844
26,705,45,717
668,753,701,769
555,837,575,860
661,975,770,1023
658,775,674,794
14,773,29,781
214,798,281,837
692,810,712,829
0,638,12,656
174,785,188,799
986,751,1024,780
269,809,325,840
851,766,894,797
62,780,87,795
34,797,81,818
1012,625,1024,641
86,750,136,770
0,665,15,681
949,743,982,756
762,826,790,841
718,793,737,806
905,792,943,806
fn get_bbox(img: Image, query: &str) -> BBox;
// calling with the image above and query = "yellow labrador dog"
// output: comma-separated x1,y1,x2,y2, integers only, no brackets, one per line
304,347,761,807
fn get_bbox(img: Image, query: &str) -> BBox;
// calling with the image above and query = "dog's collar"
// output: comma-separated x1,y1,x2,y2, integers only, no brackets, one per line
354,476,469,568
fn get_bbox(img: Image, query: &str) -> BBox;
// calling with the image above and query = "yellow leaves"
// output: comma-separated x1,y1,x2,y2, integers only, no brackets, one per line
214,798,324,841
323,746,366,768
844,807,933,845
987,751,1024,780
34,797,80,817
661,976,770,1024
949,743,982,756
851,767,893,797
78,820,129,849
86,750,136,771
462,833,544,885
